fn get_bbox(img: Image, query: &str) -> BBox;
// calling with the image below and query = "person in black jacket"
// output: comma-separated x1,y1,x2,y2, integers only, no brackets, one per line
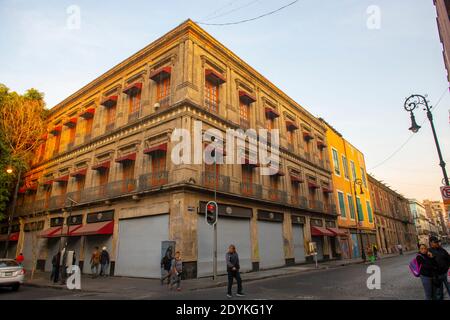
416,244,438,300
428,237,450,300
99,247,110,277
226,244,244,298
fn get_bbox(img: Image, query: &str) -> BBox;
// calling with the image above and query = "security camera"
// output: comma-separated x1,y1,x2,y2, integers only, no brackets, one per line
154,102,160,110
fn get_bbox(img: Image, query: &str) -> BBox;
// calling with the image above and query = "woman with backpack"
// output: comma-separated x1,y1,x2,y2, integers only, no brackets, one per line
415,244,439,300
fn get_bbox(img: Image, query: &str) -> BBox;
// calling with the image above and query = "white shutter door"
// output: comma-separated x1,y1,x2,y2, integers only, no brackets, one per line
293,224,305,263
257,221,285,269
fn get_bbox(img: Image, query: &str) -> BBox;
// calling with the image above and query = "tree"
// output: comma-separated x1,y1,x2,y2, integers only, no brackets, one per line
0,84,47,220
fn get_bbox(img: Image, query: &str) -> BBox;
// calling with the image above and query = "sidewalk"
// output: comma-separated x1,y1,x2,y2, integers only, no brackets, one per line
23,252,409,295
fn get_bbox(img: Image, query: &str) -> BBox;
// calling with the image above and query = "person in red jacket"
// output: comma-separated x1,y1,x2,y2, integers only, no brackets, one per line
16,253,24,265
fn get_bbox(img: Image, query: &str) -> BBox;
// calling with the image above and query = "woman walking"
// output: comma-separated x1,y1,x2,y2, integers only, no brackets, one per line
416,244,438,300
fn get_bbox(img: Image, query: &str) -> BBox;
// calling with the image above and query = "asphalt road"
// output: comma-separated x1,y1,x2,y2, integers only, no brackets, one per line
0,250,447,300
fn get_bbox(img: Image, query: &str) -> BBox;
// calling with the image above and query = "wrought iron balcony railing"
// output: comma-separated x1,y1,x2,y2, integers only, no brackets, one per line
48,194,67,210
239,118,250,130
291,195,308,209
267,189,288,204
200,172,230,193
138,171,169,192
310,200,324,212
128,111,140,123
158,96,170,109
105,122,115,133
240,182,263,198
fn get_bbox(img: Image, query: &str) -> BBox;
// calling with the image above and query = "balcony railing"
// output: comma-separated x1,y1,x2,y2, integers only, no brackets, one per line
287,144,294,153
107,179,137,198
67,142,75,151
267,189,288,204
138,171,169,192
200,172,230,193
240,182,263,198
204,99,218,113
240,118,250,130
291,196,308,209
325,203,337,215
105,122,115,133
48,194,67,210
128,110,140,123
310,200,324,212
84,134,92,143
303,152,311,162
158,96,170,109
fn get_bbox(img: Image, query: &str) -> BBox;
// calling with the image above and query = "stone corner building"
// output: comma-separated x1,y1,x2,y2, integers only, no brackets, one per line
368,175,417,253
3,20,341,278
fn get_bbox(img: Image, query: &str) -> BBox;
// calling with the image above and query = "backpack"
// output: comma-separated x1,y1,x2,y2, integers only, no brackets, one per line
409,255,422,277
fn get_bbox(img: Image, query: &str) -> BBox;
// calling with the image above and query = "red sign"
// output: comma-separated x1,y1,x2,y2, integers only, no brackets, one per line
441,186,450,204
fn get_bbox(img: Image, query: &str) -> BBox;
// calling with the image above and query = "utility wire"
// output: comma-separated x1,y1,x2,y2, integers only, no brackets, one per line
200,0,241,21
202,0,262,22
369,87,449,171
195,0,299,26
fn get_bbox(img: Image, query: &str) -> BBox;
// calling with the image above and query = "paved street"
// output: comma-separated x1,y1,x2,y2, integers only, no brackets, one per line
1,250,447,300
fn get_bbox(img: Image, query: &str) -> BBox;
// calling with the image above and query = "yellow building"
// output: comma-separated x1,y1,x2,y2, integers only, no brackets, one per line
320,119,376,259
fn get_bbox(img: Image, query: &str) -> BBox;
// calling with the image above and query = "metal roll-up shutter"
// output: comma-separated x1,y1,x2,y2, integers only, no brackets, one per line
257,221,285,269
292,224,305,263
83,235,113,274
115,214,169,278
197,216,252,277
45,238,60,272
22,232,46,270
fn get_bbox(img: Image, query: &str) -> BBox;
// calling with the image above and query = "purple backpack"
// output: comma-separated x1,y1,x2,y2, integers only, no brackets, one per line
409,255,422,277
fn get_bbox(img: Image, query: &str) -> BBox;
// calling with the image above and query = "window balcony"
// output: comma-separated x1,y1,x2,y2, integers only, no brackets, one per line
84,134,92,143
67,142,75,151
204,99,218,113
200,171,230,193
239,118,250,130
128,110,140,123
287,143,294,153
47,194,67,210
107,179,137,198
310,200,324,212
138,171,169,192
303,152,311,162
267,189,288,204
105,122,115,133
291,195,308,209
158,96,170,109
240,182,263,198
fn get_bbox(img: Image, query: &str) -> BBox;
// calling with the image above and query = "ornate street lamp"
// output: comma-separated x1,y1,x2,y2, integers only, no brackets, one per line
404,94,449,186
353,178,366,262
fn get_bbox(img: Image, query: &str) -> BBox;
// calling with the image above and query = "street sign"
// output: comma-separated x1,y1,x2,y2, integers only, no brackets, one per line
441,186,450,204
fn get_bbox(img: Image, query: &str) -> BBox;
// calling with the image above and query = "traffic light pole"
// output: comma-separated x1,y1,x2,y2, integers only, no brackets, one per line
213,152,218,281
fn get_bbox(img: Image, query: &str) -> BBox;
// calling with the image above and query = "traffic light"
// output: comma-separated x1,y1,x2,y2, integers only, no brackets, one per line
205,201,218,226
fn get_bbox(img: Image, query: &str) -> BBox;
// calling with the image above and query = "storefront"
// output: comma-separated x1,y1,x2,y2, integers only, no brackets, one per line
310,218,335,261
0,224,20,259
257,210,285,269
291,215,306,263
22,220,45,270
115,212,168,278
197,202,252,277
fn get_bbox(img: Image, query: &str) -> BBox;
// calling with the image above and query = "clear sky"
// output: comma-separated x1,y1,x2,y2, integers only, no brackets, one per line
0,0,449,201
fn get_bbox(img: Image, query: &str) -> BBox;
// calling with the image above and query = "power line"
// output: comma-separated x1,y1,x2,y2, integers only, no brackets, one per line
195,0,299,26
369,87,449,171
200,0,241,21
202,0,262,22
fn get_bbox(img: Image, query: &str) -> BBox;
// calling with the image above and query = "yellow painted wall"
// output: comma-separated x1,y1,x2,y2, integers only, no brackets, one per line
324,124,375,231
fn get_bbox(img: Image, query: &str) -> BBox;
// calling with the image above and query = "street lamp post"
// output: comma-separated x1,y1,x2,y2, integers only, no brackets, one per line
404,94,449,186
3,166,21,258
353,178,366,262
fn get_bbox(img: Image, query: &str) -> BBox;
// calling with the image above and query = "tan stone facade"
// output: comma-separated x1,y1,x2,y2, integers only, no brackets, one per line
4,20,339,278
434,0,450,87
368,175,417,254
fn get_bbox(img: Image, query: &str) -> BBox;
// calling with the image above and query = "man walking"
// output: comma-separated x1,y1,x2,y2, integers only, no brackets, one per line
170,251,183,291
226,244,244,298
428,236,450,300
90,246,101,278
99,247,110,277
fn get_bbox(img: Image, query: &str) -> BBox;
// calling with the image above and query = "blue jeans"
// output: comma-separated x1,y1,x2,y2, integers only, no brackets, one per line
100,263,109,276
91,264,99,276
420,275,434,300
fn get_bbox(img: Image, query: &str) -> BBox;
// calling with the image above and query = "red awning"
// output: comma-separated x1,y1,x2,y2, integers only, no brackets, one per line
290,175,304,183
123,82,142,95
150,66,172,81
92,161,110,171
43,179,54,185
70,221,114,236
311,226,335,237
205,69,226,84
50,125,62,135
115,153,136,163
39,226,62,238
0,232,20,242
27,183,38,191
265,107,280,119
70,168,87,177
239,90,256,104
308,182,319,189
55,175,69,183
327,227,347,237
286,121,299,131
317,141,326,149
322,187,333,193
18,187,26,194
143,143,167,154
101,95,118,108
80,107,95,119
63,117,77,128
303,132,314,141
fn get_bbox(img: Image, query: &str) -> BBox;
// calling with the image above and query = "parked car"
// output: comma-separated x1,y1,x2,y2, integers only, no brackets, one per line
0,259,25,291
